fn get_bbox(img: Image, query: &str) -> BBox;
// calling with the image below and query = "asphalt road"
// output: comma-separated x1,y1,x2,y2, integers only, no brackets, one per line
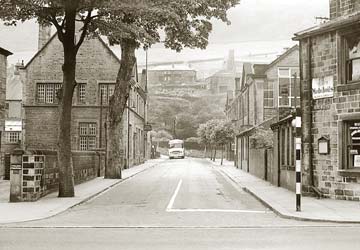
1,158,360,249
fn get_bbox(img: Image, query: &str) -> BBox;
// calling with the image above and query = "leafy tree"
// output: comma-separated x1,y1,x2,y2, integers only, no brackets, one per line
0,0,119,197
1,0,239,195
212,120,234,165
197,119,234,163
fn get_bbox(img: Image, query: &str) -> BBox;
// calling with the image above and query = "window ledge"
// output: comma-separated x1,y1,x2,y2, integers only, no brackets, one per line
338,169,360,177
337,82,360,92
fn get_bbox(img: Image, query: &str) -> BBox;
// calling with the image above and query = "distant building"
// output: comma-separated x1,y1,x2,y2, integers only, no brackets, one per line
293,0,360,200
207,50,241,96
147,64,208,97
0,47,12,179
148,64,197,86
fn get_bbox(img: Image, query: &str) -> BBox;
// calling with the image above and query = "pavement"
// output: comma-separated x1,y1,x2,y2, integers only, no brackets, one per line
210,158,360,223
0,157,166,224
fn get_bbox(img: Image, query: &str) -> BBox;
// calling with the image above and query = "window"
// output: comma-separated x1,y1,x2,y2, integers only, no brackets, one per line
279,121,295,168
37,83,62,104
264,80,274,107
344,120,360,168
79,123,97,151
4,131,21,144
278,68,300,107
345,35,360,83
78,84,86,104
99,84,115,105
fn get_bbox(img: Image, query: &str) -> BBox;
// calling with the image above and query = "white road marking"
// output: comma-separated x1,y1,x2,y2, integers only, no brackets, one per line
166,179,183,211
165,179,269,214
168,209,268,214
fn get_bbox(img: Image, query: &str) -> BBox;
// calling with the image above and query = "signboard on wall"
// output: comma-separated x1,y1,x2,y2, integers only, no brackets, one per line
312,76,334,99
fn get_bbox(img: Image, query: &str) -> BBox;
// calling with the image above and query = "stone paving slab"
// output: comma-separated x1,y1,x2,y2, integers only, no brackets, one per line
0,157,166,224
209,158,360,223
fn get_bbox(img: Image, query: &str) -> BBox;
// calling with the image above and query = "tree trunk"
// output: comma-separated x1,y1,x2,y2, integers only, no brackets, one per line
57,8,77,197
221,145,224,165
106,39,137,179
213,147,217,162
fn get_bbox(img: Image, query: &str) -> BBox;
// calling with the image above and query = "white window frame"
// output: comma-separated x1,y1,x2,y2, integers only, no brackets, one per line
4,131,21,144
277,67,300,108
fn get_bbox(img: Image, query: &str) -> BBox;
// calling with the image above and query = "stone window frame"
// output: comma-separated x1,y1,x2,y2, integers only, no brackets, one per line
338,113,360,172
36,82,62,104
97,81,116,106
77,83,87,104
264,80,274,108
338,28,360,87
79,122,97,151
4,131,21,144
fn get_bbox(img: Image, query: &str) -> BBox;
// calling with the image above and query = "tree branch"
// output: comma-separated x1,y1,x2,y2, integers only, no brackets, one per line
49,13,64,43
75,10,93,52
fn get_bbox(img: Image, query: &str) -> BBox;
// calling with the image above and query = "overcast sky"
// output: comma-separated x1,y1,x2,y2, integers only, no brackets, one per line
0,0,329,65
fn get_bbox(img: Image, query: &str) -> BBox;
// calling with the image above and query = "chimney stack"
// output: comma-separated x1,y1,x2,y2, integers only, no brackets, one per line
38,24,51,50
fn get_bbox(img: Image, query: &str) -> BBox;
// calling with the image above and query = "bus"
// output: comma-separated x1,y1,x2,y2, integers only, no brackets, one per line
168,139,185,159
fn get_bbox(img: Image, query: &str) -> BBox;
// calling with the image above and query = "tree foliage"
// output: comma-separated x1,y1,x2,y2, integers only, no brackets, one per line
0,0,240,193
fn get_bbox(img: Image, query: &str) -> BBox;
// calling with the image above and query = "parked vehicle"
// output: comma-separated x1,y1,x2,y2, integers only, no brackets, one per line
168,139,185,159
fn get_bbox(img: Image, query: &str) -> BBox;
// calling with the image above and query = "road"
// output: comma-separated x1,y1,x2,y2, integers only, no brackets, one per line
1,158,360,249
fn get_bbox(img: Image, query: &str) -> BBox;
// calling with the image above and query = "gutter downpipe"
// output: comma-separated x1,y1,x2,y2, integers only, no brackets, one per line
306,37,315,187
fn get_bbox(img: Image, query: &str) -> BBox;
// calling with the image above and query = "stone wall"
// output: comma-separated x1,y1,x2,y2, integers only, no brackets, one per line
0,54,8,178
299,25,360,200
330,0,360,20
38,150,103,195
22,34,148,170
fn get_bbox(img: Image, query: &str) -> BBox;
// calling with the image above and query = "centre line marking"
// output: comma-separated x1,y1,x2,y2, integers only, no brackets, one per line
166,179,183,211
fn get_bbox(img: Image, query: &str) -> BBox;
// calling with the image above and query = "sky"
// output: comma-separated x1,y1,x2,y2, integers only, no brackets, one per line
0,0,329,66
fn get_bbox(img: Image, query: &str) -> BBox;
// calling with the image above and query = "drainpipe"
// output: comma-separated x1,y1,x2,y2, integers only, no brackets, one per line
305,37,314,187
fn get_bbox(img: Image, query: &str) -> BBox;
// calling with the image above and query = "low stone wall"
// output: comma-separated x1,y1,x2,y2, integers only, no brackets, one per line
35,150,104,195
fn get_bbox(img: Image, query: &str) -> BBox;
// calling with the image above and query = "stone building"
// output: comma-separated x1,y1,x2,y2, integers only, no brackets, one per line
18,25,149,191
0,47,12,179
226,45,299,190
294,0,360,200
207,50,241,96
148,64,197,86
2,63,23,180
147,64,208,97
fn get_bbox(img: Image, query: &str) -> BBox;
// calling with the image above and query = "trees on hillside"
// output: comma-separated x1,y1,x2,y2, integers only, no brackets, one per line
1,0,239,196
148,95,226,140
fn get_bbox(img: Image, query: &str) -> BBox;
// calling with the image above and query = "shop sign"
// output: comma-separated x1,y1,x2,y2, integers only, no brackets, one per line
312,76,334,99
144,124,152,132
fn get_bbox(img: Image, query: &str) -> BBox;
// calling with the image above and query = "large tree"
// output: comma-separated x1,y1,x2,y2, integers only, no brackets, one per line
0,0,115,197
100,0,239,178
0,0,240,195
